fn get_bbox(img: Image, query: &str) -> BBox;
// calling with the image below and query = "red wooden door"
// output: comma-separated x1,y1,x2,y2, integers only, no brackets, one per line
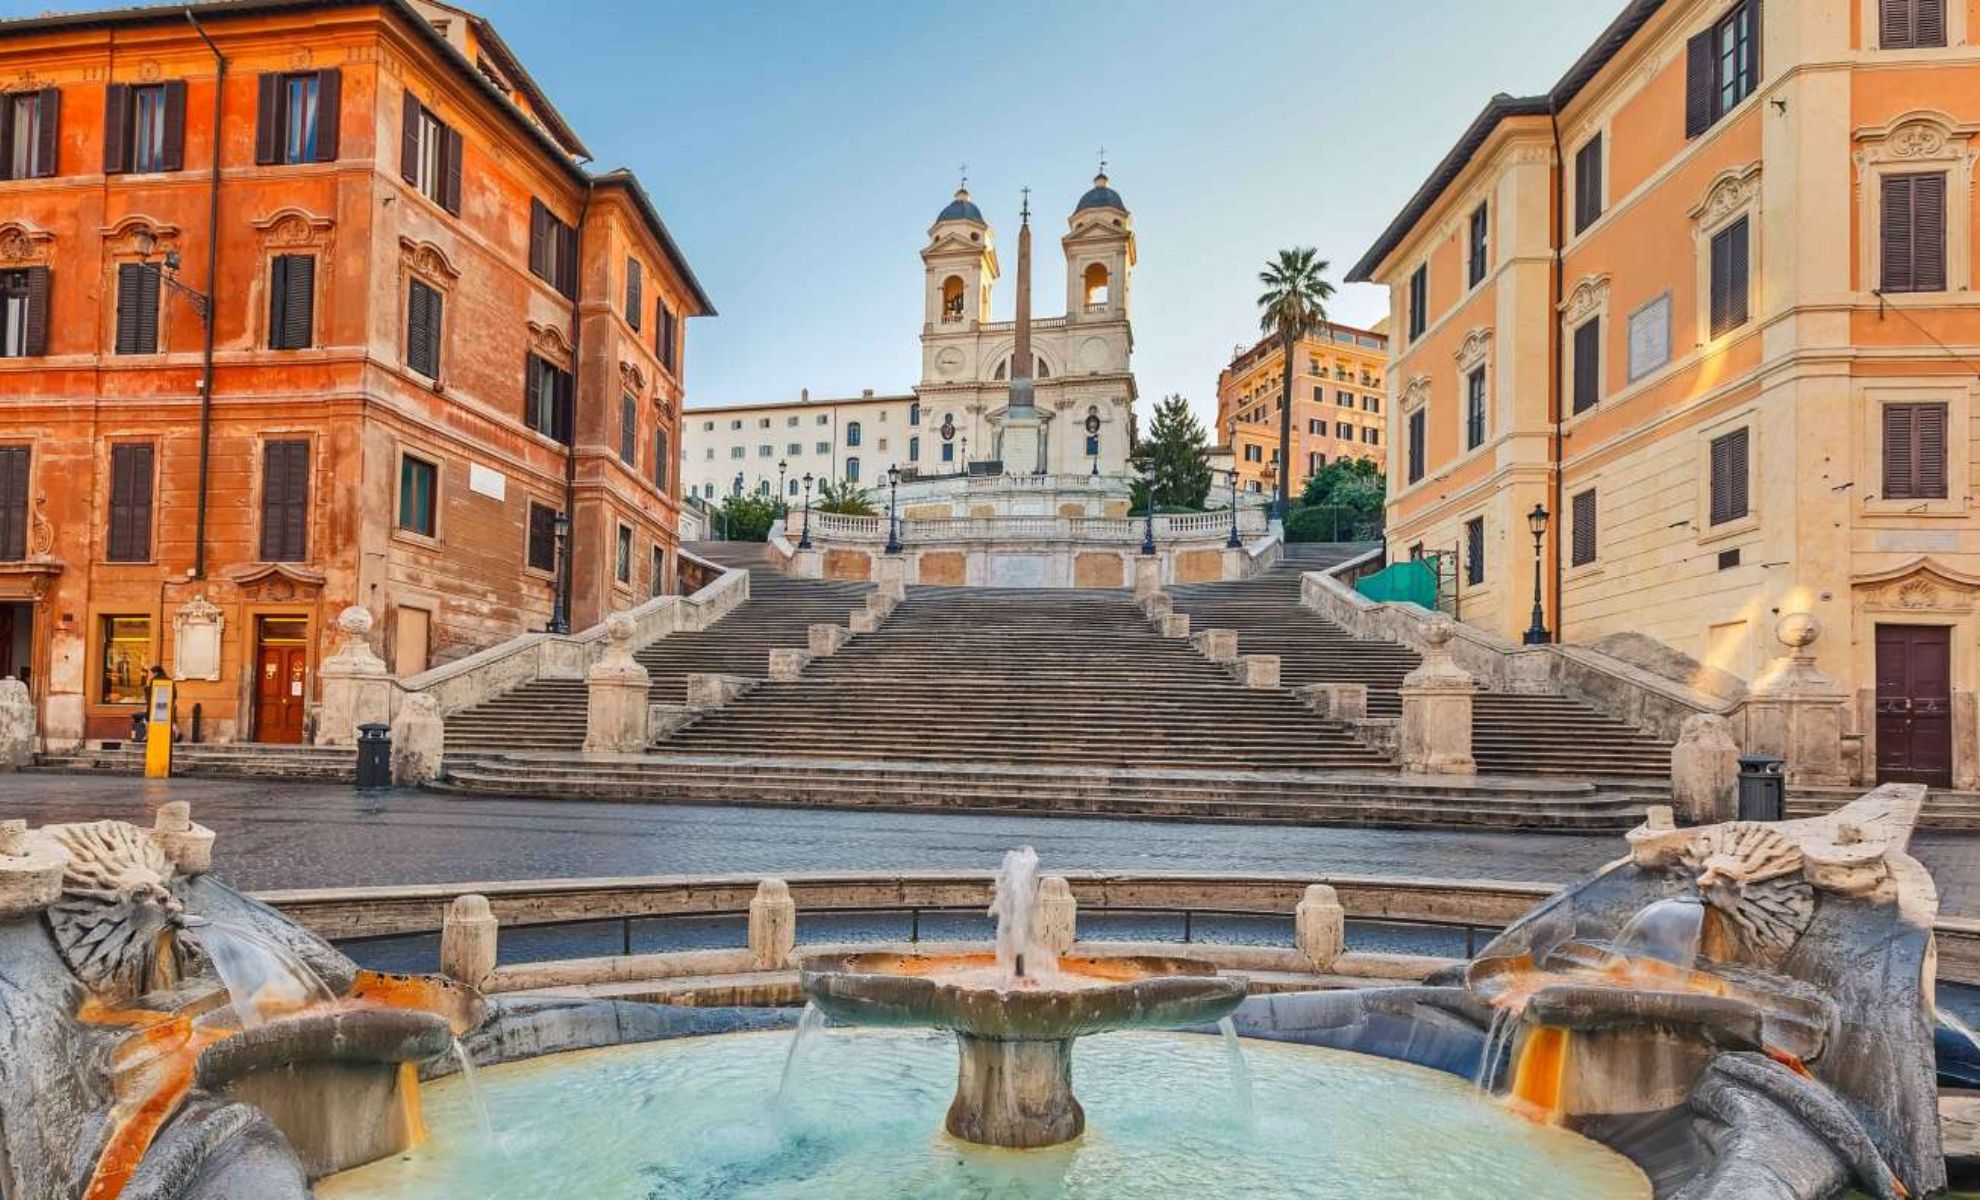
1875,624,1952,788
255,645,307,744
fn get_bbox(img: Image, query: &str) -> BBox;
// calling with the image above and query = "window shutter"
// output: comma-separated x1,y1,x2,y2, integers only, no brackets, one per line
1575,135,1603,233
109,444,154,562
1883,403,1917,498
527,503,555,571
268,254,288,345
529,200,547,279
1571,490,1597,567
261,440,310,561
400,95,420,182
1709,428,1750,525
135,264,159,352
654,429,668,490
271,254,313,349
1881,0,1912,47
0,99,13,180
254,73,281,164
1918,0,1947,46
1685,28,1715,137
33,88,58,178
441,126,463,215
1913,173,1946,292
116,263,159,354
103,83,130,173
160,79,186,172
1881,174,1916,292
626,258,642,328
1573,318,1601,413
315,69,341,162
0,447,25,561
1727,219,1750,329
22,266,49,357
559,223,578,297
1917,402,1948,498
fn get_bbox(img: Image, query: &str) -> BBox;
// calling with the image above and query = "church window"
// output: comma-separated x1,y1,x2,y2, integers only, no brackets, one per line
846,422,862,447
940,275,965,322
846,457,860,482
909,436,920,462
941,442,955,463
1083,263,1110,308
909,403,921,427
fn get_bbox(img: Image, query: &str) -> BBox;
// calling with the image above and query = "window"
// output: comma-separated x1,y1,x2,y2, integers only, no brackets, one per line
941,441,954,463
1879,172,1947,293
524,355,573,444
615,524,632,585
401,97,462,213
730,420,742,431
398,454,437,536
1337,390,1353,407
1708,217,1750,337
787,442,802,456
1627,293,1672,382
1574,135,1604,233
759,444,773,457
653,429,668,491
0,268,47,358
1307,418,1324,435
99,616,151,705
1407,264,1428,340
1880,0,1945,48
845,457,860,482
729,446,745,460
1571,489,1597,567
1465,366,1487,449
846,421,862,447
909,435,920,462
529,199,578,298
1686,0,1759,138
1335,421,1352,439
259,439,309,562
268,254,315,350
909,403,921,427
1464,517,1485,585
1708,428,1750,526
114,262,161,355
2,88,58,180
1244,443,1263,463
1312,386,1325,404
704,448,714,460
816,414,829,426
1467,202,1488,287
406,279,443,378
0,447,27,561
625,258,643,330
1308,451,1323,475
787,416,799,427
658,302,678,373
620,394,638,465
1572,317,1601,414
107,443,154,562
1407,408,1426,484
526,502,557,572
816,441,829,454
1364,396,1381,414
1363,427,1380,446
1883,402,1948,500
255,70,340,165
104,82,185,174
787,478,799,496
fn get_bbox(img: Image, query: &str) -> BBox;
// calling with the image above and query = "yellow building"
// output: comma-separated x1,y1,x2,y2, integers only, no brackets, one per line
1213,322,1388,499
1352,0,1980,790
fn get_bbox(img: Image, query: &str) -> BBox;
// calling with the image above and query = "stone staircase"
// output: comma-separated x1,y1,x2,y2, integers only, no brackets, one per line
1170,550,1676,782
32,742,358,781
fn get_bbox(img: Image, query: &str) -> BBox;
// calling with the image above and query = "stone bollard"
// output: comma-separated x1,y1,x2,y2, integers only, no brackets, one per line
1160,612,1190,639
1295,884,1345,971
1626,804,1691,869
584,615,652,753
1142,592,1174,622
149,801,216,876
769,648,813,682
1133,556,1161,600
1295,682,1367,722
439,894,499,987
685,673,752,710
1192,629,1238,662
391,692,446,786
1036,875,1077,955
809,624,852,657
1236,654,1280,689
748,878,797,971
0,820,64,919
849,609,881,634
316,606,394,746
0,677,34,769
648,702,695,735
1398,620,1476,774
1671,713,1740,824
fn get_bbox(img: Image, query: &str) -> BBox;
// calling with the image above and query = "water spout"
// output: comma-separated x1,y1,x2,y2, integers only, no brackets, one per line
450,1038,493,1145
775,1003,826,1110
989,847,1053,985
191,919,334,1030
1217,1017,1256,1130
1614,897,1705,976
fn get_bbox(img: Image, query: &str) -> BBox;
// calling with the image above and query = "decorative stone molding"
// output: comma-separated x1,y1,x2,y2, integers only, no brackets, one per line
223,561,326,603
44,820,191,1001
252,206,334,249
526,320,574,366
26,490,52,557
1854,557,1980,613
171,593,225,682
0,220,54,267
1681,823,1816,968
99,215,181,256
397,237,461,287
1452,326,1493,371
1689,163,1763,230
1559,274,1611,324
1401,374,1432,411
1853,111,1977,294
618,360,646,396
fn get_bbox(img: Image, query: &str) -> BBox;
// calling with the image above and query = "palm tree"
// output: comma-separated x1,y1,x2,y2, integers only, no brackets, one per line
1257,248,1336,520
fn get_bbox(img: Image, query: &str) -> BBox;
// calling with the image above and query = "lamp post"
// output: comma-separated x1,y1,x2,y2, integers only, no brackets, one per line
548,509,571,634
1139,464,1157,556
885,463,902,555
1523,502,1551,645
776,459,788,517
798,472,814,549
1226,468,1241,549
960,435,970,475
1085,410,1102,477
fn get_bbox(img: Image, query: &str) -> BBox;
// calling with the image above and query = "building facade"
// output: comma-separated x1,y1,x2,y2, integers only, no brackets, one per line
1351,0,1980,788
1214,322,1389,498
681,389,918,503
0,0,711,748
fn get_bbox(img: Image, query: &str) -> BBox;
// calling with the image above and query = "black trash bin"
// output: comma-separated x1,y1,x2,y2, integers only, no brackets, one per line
1736,754,1786,821
356,722,393,789
130,712,149,745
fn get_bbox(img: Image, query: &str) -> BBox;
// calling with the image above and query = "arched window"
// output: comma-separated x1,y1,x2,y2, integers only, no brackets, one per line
992,355,1048,381
846,421,862,447
757,479,771,497
1083,262,1110,308
992,359,1006,381
846,457,861,482
909,402,921,427
940,275,965,322
788,477,799,496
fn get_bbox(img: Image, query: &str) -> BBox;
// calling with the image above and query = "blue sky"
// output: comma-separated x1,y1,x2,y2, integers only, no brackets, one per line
11,0,1623,426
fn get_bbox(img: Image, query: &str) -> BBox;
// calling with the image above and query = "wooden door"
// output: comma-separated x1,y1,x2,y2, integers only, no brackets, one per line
254,644,307,743
394,608,431,678
1875,624,1953,788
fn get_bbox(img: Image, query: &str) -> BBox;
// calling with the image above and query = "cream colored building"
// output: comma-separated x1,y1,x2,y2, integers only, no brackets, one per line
681,390,919,503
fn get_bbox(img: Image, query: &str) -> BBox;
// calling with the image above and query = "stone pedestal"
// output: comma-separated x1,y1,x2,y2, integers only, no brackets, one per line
686,673,753,709
1295,883,1344,971
768,648,813,682
948,1034,1081,1149
1133,557,1161,600
149,801,215,875
1235,654,1280,689
849,609,881,634
439,894,498,987
315,606,394,747
1737,614,1852,787
1193,629,1238,662
809,624,852,656
0,677,34,769
1671,713,1740,824
1142,592,1173,621
583,615,651,753
391,693,445,786
875,557,908,601
1036,876,1077,955
0,820,64,919
1160,612,1190,639
748,878,796,970
1398,620,1476,775
1295,682,1367,722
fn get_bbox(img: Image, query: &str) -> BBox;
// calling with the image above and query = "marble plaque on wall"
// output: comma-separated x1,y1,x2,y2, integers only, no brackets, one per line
1873,530,1959,554
172,594,224,682
989,555,1047,587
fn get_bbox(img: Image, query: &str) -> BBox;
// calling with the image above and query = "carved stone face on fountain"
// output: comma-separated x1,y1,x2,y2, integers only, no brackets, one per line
43,819,193,1001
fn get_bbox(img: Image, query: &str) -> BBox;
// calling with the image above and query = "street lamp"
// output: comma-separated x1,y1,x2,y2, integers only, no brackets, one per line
776,459,788,517
133,230,211,323
1523,502,1551,646
885,463,903,555
1085,410,1102,476
548,509,571,634
960,435,970,475
798,472,814,549
1225,468,1241,549
1139,463,1157,556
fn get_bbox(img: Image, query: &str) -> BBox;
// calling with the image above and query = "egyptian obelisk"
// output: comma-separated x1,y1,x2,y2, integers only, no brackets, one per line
999,187,1045,474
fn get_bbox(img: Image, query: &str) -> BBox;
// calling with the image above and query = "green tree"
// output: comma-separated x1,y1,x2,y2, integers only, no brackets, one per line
1287,457,1386,543
715,492,778,542
1256,247,1336,518
1129,394,1213,513
816,479,877,516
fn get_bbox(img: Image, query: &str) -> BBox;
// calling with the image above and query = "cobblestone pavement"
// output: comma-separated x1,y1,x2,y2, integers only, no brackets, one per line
4,773,1977,916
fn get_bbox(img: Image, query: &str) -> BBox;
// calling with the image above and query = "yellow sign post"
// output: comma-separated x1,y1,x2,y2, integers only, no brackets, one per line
144,677,174,779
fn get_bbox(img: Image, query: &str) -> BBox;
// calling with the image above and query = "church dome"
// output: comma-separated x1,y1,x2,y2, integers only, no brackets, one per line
1075,173,1126,213
937,187,985,224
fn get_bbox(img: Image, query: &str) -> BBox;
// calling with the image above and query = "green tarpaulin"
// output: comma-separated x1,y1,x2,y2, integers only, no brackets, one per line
1354,559,1439,609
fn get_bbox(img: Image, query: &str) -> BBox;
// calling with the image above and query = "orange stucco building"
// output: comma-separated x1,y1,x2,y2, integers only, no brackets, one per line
1214,322,1388,500
1353,0,1980,788
0,0,712,748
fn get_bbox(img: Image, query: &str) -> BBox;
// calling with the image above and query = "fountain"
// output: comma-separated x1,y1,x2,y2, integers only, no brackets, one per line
799,847,1247,1146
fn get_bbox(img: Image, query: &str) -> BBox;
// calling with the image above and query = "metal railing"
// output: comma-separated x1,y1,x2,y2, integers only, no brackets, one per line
789,510,1269,545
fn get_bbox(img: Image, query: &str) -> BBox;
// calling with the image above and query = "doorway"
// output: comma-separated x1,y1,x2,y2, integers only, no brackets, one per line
1875,624,1953,789
0,603,31,685
254,616,309,744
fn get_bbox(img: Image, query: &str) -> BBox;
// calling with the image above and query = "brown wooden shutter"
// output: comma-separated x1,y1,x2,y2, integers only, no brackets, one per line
22,266,48,357
1884,402,1948,499
401,95,420,182
441,125,463,215
1917,402,1948,498
0,447,28,561
1913,173,1946,291
33,88,58,178
560,222,578,297
407,281,441,378
626,258,642,328
1727,219,1750,328
1685,28,1715,137
654,428,668,490
1573,318,1601,413
159,79,186,172
270,254,313,349
315,69,341,162
1575,135,1603,233
1918,0,1947,45
1709,428,1750,525
0,98,13,180
527,502,555,571
108,444,154,562
115,263,159,354
1881,174,1916,292
260,439,310,561
254,73,281,164
103,83,130,173
1571,490,1597,566
529,199,548,279
1881,0,1913,46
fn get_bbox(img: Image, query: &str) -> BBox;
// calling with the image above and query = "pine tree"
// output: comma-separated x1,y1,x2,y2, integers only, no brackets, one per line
1132,394,1213,512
